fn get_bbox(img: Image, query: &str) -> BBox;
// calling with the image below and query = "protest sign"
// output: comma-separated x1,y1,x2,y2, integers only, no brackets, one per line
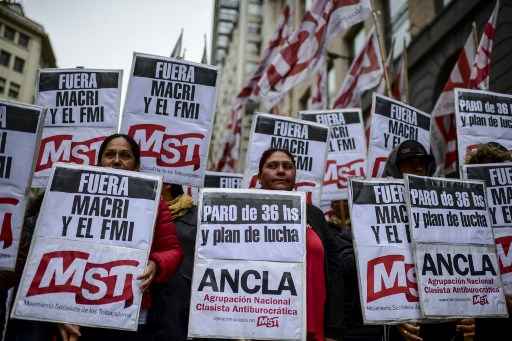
455,89,512,168
367,94,431,177
188,189,306,340
404,174,494,245
0,100,44,270
415,242,508,318
348,178,421,323
32,127,113,188
36,69,122,128
242,113,329,206
204,171,243,188
463,163,512,294
12,163,162,331
120,52,219,187
300,109,366,200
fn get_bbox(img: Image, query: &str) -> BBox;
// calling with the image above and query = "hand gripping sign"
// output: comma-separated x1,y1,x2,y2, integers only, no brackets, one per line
12,163,162,331
348,178,421,323
300,109,366,201
455,88,512,169
188,189,306,340
242,113,329,206
367,94,431,177
33,68,123,187
0,99,44,270
463,162,512,295
120,52,219,187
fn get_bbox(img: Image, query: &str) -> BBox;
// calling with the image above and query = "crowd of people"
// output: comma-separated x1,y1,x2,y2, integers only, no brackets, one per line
1,133,511,341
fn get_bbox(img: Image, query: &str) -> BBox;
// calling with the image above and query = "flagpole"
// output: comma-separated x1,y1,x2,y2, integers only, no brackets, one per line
403,37,409,103
472,21,479,49
371,1,392,97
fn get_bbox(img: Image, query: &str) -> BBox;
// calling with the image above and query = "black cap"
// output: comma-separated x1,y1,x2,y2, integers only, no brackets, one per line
396,140,429,162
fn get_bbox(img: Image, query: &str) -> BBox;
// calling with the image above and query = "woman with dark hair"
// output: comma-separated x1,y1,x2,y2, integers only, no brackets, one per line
257,148,348,341
58,134,184,341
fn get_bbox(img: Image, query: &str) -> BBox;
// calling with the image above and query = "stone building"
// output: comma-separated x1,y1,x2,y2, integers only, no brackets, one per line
0,1,56,104
209,0,511,171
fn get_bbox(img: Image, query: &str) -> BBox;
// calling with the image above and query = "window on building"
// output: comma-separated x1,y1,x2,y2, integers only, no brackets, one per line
328,65,337,103
3,25,15,41
8,82,20,99
0,77,5,94
13,57,24,73
18,32,29,48
0,50,11,67
388,0,410,56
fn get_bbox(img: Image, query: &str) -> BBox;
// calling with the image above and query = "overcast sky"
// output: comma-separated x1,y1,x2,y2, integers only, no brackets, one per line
22,0,214,98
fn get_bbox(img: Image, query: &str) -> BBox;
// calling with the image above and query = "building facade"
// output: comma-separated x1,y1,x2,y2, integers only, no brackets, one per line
0,1,56,104
209,0,511,172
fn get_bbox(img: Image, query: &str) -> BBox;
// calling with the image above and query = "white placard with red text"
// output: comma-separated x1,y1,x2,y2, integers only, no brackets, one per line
348,178,421,323
188,189,306,340
300,109,366,201
120,52,219,187
455,89,512,169
243,113,329,206
463,163,512,294
415,243,508,318
0,100,44,270
367,94,431,177
12,163,162,331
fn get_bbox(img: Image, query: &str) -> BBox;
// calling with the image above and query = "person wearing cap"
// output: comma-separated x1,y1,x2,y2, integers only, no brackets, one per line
383,140,473,341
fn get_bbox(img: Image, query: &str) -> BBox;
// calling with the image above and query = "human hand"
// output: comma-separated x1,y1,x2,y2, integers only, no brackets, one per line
325,338,337,341
58,323,81,341
456,318,475,340
138,260,157,291
398,323,422,341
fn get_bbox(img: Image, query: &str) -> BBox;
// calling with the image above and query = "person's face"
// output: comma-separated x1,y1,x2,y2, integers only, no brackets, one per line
99,137,138,171
398,157,427,176
258,151,296,191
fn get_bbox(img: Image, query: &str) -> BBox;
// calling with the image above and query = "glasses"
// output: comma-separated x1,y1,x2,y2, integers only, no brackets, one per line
263,161,295,170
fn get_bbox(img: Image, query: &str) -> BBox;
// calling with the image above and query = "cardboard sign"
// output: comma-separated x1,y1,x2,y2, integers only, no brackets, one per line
36,69,122,128
300,110,366,200
405,175,494,245
367,94,431,177
415,243,508,318
204,171,243,188
455,89,512,168
12,164,162,331
348,178,421,323
120,53,219,187
463,163,512,294
0,100,44,270
188,189,306,340
243,113,329,206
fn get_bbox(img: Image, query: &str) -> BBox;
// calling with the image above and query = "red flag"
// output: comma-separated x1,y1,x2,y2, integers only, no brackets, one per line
308,55,328,109
431,30,477,174
258,0,372,109
332,29,383,108
391,51,408,102
215,4,292,172
469,0,499,90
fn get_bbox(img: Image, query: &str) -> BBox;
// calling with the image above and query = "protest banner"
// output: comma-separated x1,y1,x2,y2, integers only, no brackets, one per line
367,94,431,177
300,109,366,200
12,163,162,331
463,163,512,294
36,69,122,128
204,171,243,188
33,69,122,187
455,89,512,168
120,52,219,187
404,174,494,245
348,178,421,323
0,100,44,270
188,189,306,340
242,113,329,206
415,242,508,318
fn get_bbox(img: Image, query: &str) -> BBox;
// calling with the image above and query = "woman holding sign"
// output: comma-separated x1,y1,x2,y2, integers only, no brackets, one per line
58,134,183,341
257,148,347,341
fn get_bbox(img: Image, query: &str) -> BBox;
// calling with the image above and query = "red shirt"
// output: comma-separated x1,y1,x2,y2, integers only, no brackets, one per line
306,225,326,341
